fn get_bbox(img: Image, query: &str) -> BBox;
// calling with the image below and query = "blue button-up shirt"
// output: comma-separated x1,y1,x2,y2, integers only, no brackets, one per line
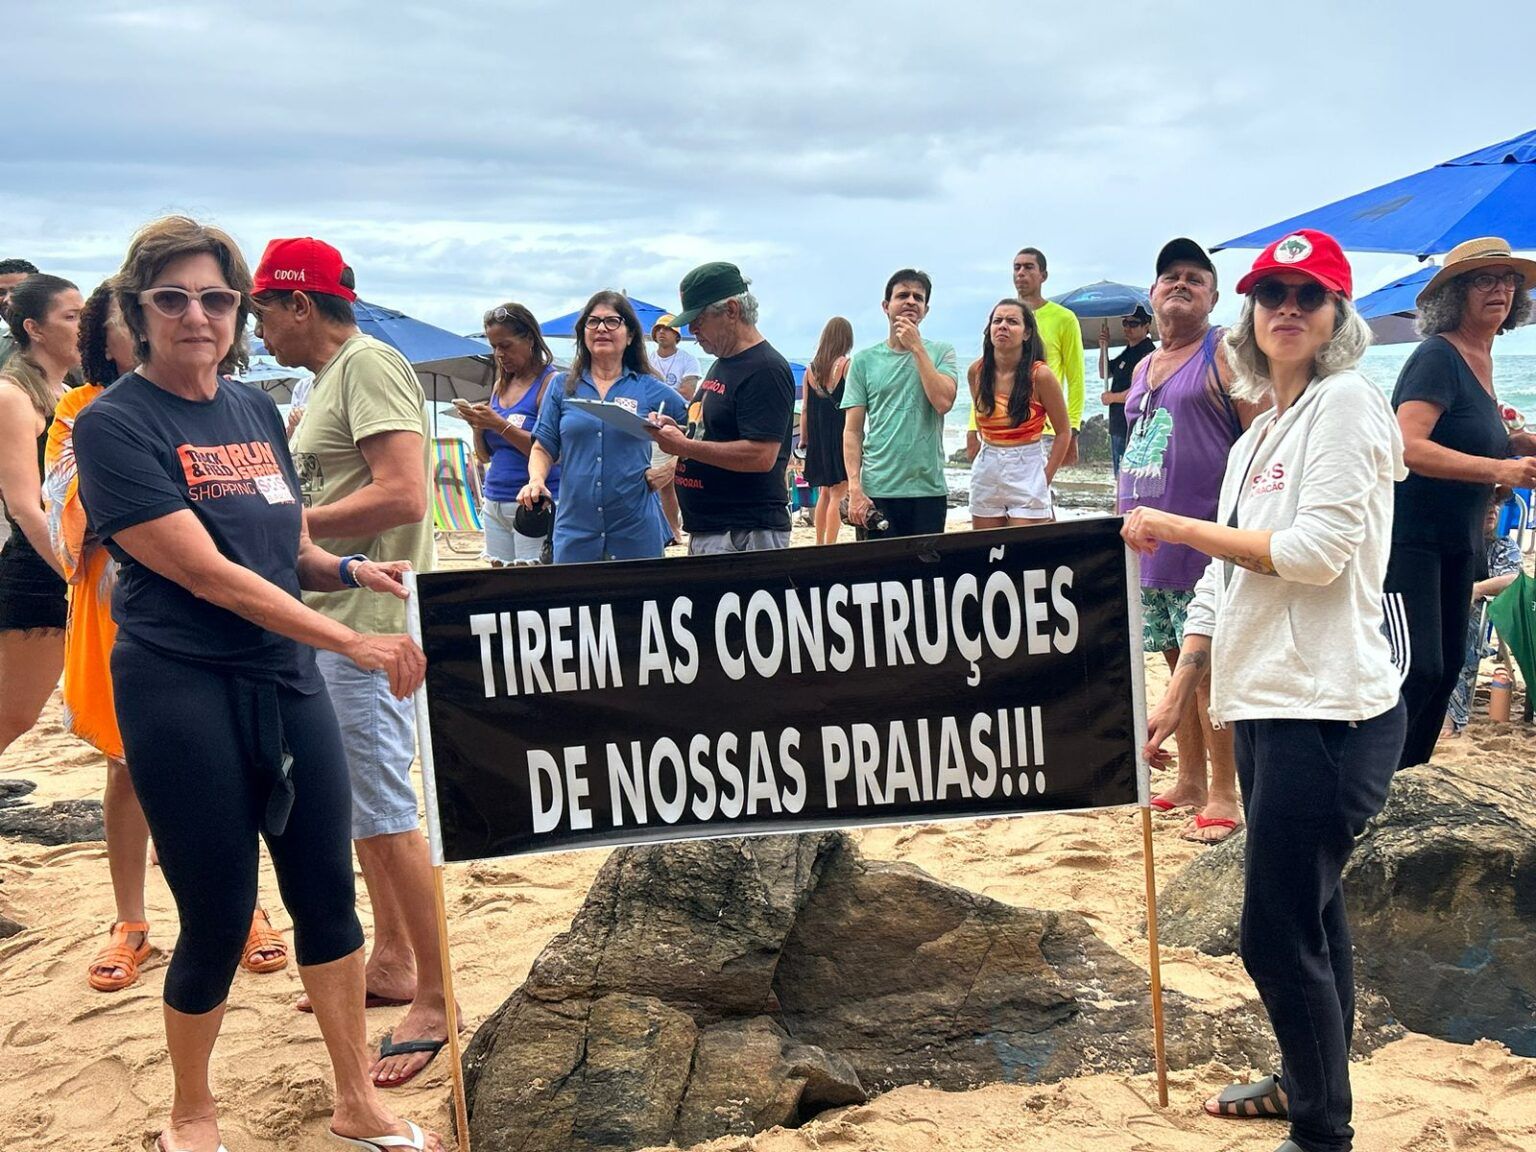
532,369,688,563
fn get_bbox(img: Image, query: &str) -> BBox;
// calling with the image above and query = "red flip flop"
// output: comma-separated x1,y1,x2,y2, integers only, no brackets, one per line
296,990,411,1014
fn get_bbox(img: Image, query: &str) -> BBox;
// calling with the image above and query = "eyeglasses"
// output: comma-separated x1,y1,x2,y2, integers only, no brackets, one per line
485,306,521,323
1251,279,1330,313
1122,318,1147,327
583,315,625,331
139,286,243,320
1467,271,1525,292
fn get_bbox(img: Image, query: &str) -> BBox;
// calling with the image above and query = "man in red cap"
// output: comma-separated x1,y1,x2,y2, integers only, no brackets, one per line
252,237,447,1088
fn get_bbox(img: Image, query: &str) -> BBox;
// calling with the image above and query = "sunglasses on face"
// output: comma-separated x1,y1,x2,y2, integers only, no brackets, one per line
583,315,625,331
139,286,243,320
1251,279,1330,313
1122,319,1147,327
1468,271,1525,293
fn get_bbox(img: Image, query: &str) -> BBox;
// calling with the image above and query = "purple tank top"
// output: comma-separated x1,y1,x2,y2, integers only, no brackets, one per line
1116,327,1241,590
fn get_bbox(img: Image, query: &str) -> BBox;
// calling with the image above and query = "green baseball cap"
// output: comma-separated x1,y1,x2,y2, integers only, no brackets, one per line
673,261,749,326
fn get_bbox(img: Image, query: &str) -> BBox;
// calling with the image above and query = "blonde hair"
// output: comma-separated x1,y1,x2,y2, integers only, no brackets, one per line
1222,294,1373,404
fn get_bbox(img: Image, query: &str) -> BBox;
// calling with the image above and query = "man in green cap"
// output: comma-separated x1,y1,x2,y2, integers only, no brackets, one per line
649,262,796,554
841,268,958,538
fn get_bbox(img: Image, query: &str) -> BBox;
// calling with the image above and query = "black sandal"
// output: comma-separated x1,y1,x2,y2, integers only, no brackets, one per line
1205,1073,1289,1119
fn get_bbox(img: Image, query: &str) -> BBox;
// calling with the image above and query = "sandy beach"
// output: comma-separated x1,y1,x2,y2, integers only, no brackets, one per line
2,532,1534,1152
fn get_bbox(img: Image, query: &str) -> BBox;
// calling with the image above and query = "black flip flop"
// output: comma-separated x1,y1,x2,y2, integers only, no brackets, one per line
1206,1073,1289,1119
374,1030,448,1088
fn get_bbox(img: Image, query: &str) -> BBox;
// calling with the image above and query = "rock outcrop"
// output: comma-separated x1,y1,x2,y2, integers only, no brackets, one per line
0,779,104,845
464,832,1277,1152
1160,760,1536,1057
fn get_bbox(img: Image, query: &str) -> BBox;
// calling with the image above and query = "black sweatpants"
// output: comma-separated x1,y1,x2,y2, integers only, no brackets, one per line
1382,543,1476,769
856,494,948,540
113,636,364,1015
1234,699,1405,1152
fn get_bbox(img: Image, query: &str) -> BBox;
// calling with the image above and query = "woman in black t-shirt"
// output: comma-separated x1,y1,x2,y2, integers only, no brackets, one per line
1385,237,1536,771
74,217,441,1152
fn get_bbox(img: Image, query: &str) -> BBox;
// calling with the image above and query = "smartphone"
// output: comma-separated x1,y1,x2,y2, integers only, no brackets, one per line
451,398,474,412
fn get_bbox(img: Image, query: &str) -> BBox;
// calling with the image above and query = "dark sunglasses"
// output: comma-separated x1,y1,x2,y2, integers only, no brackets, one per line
1251,279,1330,313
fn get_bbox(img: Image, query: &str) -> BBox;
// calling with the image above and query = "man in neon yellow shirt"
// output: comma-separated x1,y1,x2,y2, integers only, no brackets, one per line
967,247,1085,466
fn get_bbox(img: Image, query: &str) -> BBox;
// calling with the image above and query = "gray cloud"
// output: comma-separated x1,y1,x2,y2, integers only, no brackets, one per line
7,0,1535,355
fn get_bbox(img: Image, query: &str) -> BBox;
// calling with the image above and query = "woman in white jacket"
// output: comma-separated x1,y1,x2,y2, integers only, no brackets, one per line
1123,229,1405,1152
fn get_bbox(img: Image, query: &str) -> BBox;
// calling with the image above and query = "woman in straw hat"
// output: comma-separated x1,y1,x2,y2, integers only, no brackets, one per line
1382,236,1536,771
1126,229,1406,1152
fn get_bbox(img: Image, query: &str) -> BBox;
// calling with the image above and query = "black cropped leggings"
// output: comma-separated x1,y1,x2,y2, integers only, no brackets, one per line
1382,544,1476,770
112,637,364,1015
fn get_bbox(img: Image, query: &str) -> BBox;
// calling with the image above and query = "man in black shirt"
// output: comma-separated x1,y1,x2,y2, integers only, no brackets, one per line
650,261,796,554
1098,304,1155,476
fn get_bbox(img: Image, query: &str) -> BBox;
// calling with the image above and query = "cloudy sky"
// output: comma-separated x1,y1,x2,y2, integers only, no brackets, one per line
8,0,1534,357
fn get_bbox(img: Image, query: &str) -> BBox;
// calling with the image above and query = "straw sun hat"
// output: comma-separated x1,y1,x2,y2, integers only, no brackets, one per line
1416,237,1536,305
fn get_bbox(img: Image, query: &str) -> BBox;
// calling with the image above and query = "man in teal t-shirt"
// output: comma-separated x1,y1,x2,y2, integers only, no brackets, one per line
841,268,959,539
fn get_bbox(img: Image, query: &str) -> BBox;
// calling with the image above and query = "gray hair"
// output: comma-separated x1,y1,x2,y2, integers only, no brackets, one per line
1222,293,1373,404
1417,274,1533,337
700,290,759,326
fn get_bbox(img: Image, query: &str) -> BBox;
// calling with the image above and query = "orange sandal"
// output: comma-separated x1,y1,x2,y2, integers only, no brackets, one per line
240,907,289,974
87,920,151,992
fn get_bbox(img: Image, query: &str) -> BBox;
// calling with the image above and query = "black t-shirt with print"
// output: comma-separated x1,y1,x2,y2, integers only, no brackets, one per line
73,372,321,690
1107,337,1155,437
675,340,796,533
1390,336,1510,554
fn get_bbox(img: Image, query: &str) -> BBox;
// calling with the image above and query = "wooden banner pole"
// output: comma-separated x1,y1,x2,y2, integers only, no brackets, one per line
405,573,473,1150
431,866,472,1150
1141,806,1170,1107
1123,542,1168,1106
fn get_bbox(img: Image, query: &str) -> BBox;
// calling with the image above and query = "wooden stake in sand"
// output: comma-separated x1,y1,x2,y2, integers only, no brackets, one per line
405,573,473,1151
1124,548,1170,1107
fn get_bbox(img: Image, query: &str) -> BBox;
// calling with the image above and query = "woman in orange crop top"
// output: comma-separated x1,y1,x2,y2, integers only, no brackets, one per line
967,299,1072,528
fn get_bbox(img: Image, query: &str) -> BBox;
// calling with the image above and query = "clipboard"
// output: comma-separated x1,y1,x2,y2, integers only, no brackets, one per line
566,397,658,440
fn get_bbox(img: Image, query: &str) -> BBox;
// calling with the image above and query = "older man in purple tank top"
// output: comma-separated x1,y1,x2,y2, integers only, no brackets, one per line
1118,238,1267,844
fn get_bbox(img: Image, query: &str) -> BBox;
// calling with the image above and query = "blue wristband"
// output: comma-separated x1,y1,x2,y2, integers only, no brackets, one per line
339,554,368,588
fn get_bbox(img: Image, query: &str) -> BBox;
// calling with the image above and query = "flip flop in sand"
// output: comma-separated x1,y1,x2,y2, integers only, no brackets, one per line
87,920,151,992
1204,1073,1289,1119
1181,813,1242,845
155,1135,228,1152
330,1118,429,1150
239,907,288,974
373,1031,448,1088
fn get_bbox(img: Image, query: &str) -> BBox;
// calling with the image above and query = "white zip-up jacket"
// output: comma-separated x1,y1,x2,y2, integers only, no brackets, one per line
1183,369,1406,723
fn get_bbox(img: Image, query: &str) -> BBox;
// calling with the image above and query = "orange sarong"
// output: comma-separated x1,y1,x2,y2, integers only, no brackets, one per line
44,384,123,760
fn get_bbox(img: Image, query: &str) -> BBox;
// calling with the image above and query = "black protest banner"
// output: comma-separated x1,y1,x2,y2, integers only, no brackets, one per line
415,519,1139,861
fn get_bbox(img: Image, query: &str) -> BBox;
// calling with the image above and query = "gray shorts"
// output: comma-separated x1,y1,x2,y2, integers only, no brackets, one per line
687,528,792,555
483,498,546,565
315,648,420,840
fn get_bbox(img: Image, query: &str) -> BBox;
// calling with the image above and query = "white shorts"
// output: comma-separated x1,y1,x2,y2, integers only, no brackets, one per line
970,440,1052,520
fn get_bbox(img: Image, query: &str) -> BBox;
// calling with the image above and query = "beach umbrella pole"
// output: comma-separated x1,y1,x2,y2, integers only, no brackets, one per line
1124,547,1169,1107
405,572,474,1150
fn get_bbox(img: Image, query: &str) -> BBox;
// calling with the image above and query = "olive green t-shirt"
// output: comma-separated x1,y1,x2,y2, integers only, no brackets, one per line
290,333,434,634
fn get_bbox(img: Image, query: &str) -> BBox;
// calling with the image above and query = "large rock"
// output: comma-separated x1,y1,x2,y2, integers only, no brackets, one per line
0,779,104,845
1160,759,1536,1056
464,833,1277,1152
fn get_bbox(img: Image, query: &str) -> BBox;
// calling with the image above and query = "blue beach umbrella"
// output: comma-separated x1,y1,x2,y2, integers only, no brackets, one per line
1353,264,1536,345
1215,128,1536,257
1353,267,1437,345
541,295,694,341
1050,280,1161,348
252,298,495,403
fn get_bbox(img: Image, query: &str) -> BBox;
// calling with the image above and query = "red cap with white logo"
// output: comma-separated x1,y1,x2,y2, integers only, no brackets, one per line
252,237,357,301
1235,229,1353,297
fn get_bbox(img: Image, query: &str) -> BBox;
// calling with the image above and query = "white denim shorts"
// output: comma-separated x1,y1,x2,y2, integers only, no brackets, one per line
970,440,1052,520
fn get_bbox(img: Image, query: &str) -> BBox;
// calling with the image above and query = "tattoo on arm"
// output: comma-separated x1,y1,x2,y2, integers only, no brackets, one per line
1175,650,1209,673
1217,552,1277,576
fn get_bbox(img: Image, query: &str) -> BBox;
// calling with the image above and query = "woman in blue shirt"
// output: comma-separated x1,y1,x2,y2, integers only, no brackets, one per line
462,302,560,564
519,291,686,562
